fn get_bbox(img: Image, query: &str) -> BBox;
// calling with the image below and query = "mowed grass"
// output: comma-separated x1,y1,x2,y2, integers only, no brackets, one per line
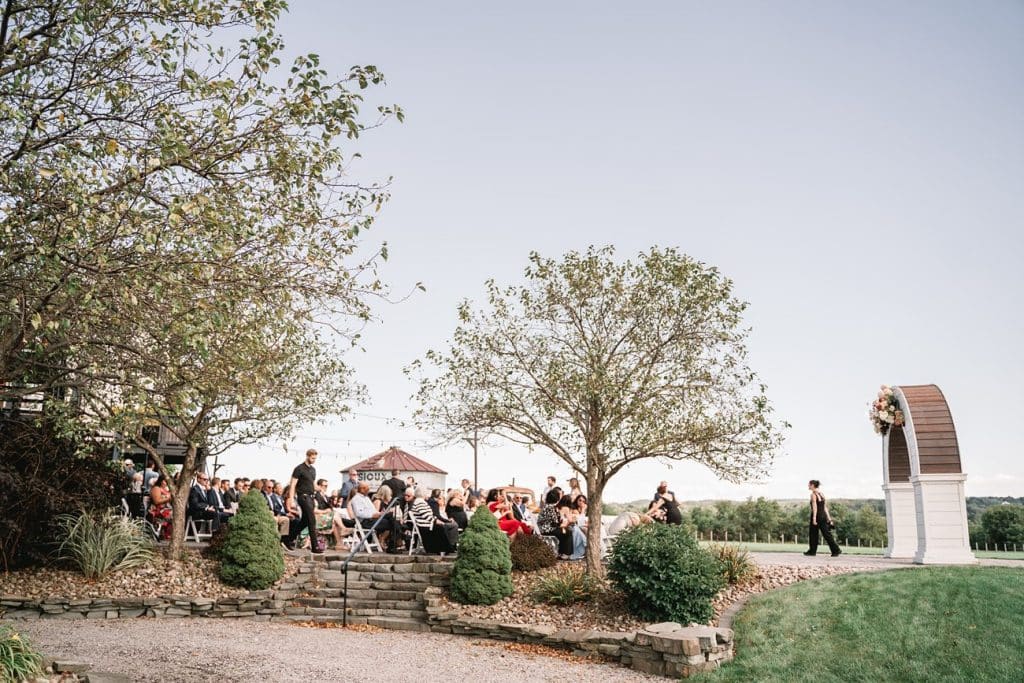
697,567,1024,683
702,541,1024,561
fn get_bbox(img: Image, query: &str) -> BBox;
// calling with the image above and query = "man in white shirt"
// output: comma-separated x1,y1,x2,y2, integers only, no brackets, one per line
347,482,380,527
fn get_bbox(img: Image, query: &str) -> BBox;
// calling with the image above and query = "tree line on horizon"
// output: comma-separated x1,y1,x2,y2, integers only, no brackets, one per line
602,496,1024,548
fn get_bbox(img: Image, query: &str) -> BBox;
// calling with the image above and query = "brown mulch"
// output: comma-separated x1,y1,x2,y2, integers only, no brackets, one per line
0,550,301,600
472,639,616,664
445,562,885,632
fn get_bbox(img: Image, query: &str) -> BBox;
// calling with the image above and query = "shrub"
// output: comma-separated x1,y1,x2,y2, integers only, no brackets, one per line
0,417,119,569
607,523,724,624
711,543,755,585
219,490,285,590
449,506,513,605
0,624,44,681
530,565,603,605
510,532,557,571
55,508,154,579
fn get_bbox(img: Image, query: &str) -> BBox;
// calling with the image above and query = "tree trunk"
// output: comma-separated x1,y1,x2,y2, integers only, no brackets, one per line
167,444,198,559
584,474,606,578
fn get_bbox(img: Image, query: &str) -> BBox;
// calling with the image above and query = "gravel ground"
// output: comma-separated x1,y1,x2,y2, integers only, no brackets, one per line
14,619,662,682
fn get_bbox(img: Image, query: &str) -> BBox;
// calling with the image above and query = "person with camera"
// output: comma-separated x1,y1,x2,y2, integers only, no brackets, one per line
804,479,841,557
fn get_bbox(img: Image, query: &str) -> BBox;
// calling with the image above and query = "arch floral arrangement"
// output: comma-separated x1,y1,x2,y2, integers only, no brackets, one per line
869,385,904,435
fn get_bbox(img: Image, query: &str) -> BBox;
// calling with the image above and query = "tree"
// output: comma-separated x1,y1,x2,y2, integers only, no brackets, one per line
0,1,402,556
1,1,400,400
981,505,1024,546
853,505,886,546
411,246,786,575
736,497,782,541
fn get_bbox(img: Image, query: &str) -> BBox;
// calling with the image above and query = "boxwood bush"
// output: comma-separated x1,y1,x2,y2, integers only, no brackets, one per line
219,489,284,590
449,506,513,605
607,523,724,624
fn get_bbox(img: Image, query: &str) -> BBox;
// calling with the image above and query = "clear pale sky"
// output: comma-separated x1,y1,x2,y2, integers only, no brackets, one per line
218,1,1024,502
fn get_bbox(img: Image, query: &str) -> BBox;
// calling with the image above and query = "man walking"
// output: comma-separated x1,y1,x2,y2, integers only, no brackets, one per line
285,449,321,553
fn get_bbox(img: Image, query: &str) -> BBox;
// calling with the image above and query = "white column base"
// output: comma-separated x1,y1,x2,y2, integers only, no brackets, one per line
910,473,976,565
883,482,918,559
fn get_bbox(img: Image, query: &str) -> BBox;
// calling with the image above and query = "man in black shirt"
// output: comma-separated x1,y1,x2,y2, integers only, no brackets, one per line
383,469,406,500
284,448,321,552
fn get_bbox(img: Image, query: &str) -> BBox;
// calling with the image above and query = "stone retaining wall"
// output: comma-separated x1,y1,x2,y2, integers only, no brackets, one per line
422,586,734,678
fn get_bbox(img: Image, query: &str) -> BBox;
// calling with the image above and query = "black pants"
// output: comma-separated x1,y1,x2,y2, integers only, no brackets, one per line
552,528,573,556
286,494,318,547
808,521,840,555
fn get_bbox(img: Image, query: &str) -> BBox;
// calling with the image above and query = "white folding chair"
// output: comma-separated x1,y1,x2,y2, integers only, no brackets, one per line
407,523,425,555
185,518,213,542
347,521,382,553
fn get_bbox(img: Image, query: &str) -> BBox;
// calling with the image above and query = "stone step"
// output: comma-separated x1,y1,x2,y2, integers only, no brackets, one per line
367,616,431,632
298,606,428,619
323,599,422,610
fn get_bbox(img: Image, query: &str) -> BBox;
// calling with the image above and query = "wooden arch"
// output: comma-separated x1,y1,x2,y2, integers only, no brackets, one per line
884,384,962,482
881,383,974,564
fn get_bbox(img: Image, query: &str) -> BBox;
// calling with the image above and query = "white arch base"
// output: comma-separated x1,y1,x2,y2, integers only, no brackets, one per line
910,473,977,565
882,483,918,559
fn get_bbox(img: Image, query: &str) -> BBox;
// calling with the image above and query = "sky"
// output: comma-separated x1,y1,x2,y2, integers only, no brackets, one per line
216,1,1024,503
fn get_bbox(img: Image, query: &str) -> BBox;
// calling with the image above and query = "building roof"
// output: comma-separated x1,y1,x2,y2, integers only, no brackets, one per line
340,446,447,475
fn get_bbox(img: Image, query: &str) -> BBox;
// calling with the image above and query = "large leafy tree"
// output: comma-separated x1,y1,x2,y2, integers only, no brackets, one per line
1,0,401,555
411,246,786,575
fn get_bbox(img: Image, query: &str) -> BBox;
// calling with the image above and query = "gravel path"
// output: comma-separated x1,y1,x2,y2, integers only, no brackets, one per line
15,619,661,682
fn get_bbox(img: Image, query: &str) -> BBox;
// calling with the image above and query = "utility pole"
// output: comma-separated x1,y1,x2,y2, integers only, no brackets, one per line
462,429,478,490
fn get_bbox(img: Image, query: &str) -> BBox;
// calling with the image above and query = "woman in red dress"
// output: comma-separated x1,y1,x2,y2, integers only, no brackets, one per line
147,475,173,540
486,489,532,538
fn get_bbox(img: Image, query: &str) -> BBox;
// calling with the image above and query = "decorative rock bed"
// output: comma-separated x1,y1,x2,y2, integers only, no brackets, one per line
423,586,734,677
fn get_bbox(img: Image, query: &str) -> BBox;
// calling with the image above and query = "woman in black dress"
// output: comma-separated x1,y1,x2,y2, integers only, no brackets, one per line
804,479,841,557
650,481,683,525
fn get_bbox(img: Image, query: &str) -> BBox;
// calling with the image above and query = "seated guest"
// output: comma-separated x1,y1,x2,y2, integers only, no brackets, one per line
188,474,225,531
224,478,243,507
348,482,401,551
207,477,233,517
486,489,532,539
314,478,351,548
574,495,588,530
218,479,234,508
372,484,401,550
372,484,393,513
147,474,173,540
537,488,574,559
446,489,469,530
255,479,290,540
559,503,586,560
427,489,443,518
126,472,145,518
409,486,456,554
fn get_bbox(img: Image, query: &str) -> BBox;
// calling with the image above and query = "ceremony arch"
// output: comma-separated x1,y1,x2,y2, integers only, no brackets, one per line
881,384,976,564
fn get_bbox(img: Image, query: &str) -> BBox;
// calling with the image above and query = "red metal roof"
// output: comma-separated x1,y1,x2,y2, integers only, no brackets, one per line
340,446,447,475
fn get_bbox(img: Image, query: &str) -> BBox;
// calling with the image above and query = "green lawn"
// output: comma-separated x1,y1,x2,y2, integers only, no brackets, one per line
699,541,1024,561
697,566,1024,682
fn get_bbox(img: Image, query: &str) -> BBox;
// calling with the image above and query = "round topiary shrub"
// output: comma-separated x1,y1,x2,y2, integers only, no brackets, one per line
607,523,724,624
510,532,557,571
449,506,513,605
219,489,285,590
